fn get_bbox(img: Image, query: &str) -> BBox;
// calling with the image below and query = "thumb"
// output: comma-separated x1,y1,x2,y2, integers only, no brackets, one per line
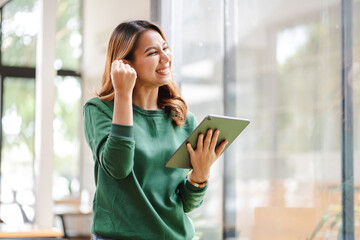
186,143,195,156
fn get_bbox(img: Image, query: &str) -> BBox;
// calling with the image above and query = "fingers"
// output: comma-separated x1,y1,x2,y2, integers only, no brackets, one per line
215,140,228,156
194,129,228,156
112,60,134,71
111,60,137,80
203,129,212,149
209,129,220,150
110,59,137,94
111,60,122,74
111,59,120,70
197,133,204,150
126,64,137,75
197,129,220,150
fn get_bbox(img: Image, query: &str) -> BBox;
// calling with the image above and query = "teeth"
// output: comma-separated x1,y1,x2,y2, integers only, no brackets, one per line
157,68,169,73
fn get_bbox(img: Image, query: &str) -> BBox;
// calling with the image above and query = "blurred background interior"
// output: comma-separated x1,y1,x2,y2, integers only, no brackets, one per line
0,0,359,239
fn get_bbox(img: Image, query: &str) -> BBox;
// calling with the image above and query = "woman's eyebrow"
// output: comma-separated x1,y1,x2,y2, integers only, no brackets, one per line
144,42,168,53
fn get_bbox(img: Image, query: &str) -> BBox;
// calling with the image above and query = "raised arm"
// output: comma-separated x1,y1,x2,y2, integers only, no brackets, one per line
83,60,137,179
111,59,137,125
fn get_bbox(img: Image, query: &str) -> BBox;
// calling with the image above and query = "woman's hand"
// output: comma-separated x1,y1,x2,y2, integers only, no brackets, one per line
111,60,137,96
186,129,228,183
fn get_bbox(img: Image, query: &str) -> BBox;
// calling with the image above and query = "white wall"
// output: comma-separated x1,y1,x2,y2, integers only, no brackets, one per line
81,0,150,205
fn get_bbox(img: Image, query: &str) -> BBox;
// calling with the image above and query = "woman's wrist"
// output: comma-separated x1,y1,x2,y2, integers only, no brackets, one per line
189,170,209,183
187,171,209,188
114,89,132,99
187,172,208,188
112,92,133,125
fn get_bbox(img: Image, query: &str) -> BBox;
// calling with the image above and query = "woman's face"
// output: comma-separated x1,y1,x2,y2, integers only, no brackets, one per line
130,30,172,88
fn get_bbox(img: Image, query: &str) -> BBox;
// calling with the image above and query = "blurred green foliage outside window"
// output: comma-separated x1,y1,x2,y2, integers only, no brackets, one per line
0,0,82,223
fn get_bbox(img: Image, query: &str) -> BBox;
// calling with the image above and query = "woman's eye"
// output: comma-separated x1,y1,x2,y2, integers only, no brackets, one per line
148,51,157,56
163,47,170,51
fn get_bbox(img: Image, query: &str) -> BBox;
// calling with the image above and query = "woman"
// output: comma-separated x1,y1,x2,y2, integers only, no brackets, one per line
83,20,228,240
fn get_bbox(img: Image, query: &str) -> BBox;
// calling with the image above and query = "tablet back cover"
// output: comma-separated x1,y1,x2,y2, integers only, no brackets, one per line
165,115,250,169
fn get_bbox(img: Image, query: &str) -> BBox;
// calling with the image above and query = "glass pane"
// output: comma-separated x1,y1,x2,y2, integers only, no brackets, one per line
1,0,39,67
178,2,223,120
354,0,360,238
235,0,343,239
174,0,224,239
55,0,82,71
1,77,36,223
53,75,82,200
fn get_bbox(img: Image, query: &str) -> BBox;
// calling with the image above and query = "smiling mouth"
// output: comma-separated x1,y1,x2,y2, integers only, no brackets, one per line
156,68,170,74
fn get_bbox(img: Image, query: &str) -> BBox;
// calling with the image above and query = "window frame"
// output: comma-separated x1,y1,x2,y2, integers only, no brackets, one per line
0,0,82,205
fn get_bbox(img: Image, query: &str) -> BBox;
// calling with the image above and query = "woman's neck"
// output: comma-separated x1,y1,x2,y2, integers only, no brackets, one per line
132,85,160,110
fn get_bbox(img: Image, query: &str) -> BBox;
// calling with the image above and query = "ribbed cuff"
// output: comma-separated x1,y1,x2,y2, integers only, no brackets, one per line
110,124,134,139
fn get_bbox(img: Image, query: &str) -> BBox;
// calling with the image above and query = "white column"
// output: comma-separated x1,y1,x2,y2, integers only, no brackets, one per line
34,0,56,228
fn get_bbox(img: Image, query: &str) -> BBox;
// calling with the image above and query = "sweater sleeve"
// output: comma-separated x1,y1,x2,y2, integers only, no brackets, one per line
83,101,135,179
178,179,208,213
177,112,208,213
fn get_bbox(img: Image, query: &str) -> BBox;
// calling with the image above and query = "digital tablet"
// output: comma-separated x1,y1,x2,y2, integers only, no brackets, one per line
165,114,250,169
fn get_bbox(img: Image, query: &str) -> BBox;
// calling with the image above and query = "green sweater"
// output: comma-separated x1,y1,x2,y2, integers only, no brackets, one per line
83,97,208,240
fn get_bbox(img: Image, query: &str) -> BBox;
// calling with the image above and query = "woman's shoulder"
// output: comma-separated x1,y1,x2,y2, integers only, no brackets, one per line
83,97,114,118
186,111,196,121
85,96,107,106
85,97,114,107
184,111,197,130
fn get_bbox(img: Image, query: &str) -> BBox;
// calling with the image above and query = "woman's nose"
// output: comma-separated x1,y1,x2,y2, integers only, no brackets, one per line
160,51,171,63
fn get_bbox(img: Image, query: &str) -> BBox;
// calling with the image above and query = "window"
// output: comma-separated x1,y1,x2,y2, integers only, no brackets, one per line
1,0,38,67
234,0,360,238
166,0,360,238
235,1,343,238
0,0,82,223
53,75,82,199
172,0,224,238
0,77,36,223
55,0,82,72
53,0,83,200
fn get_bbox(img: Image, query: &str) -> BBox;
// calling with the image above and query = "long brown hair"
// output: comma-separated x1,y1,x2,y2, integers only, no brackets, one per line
97,20,187,126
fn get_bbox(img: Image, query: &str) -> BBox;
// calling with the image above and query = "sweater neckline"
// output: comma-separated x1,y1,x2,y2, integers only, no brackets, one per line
132,103,167,116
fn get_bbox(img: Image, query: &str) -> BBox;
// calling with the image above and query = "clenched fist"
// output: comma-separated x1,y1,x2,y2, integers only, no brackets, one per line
111,60,137,96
